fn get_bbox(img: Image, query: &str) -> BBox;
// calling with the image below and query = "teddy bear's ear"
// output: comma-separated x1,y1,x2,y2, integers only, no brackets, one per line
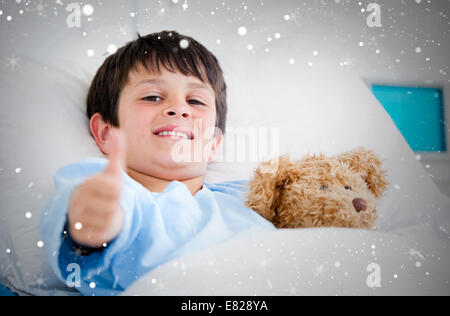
338,147,388,198
246,155,300,222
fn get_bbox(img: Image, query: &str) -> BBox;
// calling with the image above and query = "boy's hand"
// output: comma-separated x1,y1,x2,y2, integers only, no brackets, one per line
67,129,127,249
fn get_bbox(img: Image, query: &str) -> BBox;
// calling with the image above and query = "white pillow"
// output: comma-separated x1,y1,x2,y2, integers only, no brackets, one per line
1,43,449,296
0,58,102,295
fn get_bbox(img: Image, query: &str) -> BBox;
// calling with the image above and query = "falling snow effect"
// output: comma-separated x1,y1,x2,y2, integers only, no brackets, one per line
0,0,448,296
29,273,50,290
5,55,20,71
27,0,49,18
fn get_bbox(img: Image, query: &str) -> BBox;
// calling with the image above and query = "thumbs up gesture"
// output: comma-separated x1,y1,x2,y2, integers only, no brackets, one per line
68,129,127,248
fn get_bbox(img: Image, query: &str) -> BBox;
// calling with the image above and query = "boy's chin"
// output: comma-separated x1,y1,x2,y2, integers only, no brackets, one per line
148,159,208,181
157,156,208,169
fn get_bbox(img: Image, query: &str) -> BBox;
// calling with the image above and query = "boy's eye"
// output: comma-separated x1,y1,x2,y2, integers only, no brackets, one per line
143,96,162,102
142,96,205,106
320,185,328,191
345,186,352,190
188,99,205,106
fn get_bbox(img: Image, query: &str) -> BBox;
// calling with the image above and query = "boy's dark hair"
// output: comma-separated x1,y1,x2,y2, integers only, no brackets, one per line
86,30,227,134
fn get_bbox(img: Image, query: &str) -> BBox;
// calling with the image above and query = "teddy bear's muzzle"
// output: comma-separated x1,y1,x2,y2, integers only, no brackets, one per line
352,198,367,212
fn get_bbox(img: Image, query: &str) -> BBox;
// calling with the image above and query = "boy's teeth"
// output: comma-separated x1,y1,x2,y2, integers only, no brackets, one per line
157,131,190,139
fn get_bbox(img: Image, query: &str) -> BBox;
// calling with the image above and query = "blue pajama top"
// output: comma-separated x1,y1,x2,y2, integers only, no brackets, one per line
39,158,275,296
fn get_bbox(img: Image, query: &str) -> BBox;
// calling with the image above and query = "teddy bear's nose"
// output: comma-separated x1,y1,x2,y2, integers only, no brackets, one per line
353,198,367,212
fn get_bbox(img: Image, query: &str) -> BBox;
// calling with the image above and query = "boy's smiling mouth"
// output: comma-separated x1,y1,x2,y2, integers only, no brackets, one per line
153,124,194,140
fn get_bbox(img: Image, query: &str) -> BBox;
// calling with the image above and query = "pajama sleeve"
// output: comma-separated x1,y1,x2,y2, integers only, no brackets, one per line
39,158,139,296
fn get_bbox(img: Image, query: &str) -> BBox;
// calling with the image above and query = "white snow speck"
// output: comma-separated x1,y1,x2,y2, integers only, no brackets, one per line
6,54,21,71
37,241,44,248
87,49,95,57
238,26,247,36
15,168,22,173
89,282,96,289
107,44,118,54
25,212,32,219
82,4,94,16
74,222,83,230
179,39,189,49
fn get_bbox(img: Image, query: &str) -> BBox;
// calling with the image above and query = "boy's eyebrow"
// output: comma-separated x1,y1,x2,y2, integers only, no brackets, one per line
135,79,166,87
135,79,214,94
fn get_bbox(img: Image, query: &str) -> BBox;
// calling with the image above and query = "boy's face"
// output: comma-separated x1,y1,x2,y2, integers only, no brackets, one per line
115,65,222,181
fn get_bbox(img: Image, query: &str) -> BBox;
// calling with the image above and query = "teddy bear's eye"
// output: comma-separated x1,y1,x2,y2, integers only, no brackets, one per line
320,185,328,191
345,185,352,190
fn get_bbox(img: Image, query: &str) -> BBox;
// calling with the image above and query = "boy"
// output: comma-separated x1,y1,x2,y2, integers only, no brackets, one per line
40,30,275,296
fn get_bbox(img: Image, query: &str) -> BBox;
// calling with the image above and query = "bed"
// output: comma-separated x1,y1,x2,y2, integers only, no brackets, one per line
0,0,449,296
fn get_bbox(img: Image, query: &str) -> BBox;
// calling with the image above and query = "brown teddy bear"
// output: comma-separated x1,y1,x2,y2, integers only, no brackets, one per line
245,148,388,229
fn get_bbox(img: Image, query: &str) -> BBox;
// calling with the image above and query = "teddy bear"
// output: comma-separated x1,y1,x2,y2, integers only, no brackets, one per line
245,147,388,229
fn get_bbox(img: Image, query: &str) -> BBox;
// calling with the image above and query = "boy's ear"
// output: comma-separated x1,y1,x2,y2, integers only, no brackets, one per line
208,129,223,163
90,113,112,155
338,147,388,198
246,155,300,222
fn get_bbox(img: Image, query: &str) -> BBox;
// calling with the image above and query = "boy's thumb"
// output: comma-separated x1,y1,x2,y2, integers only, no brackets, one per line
104,128,127,176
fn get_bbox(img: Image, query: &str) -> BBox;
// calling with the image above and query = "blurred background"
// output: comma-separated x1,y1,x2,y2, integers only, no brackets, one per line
0,0,449,195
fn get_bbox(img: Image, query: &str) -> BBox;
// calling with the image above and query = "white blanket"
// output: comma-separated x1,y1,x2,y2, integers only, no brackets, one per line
125,224,450,296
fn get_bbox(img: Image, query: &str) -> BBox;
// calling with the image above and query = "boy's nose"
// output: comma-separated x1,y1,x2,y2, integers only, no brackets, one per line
164,107,190,119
